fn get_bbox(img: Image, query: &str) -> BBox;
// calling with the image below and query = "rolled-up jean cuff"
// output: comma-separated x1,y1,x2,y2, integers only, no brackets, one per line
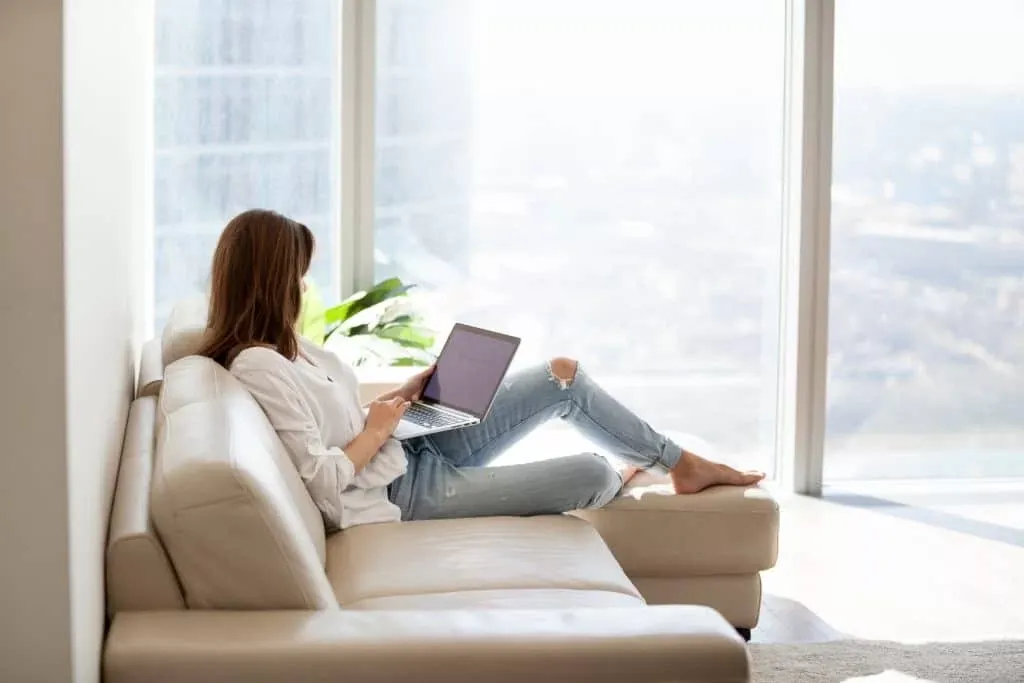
650,444,684,474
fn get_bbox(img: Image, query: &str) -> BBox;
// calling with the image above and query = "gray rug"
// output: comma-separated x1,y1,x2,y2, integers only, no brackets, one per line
749,640,1024,682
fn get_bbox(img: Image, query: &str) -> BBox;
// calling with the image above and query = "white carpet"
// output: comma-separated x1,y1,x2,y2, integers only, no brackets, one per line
748,639,1024,682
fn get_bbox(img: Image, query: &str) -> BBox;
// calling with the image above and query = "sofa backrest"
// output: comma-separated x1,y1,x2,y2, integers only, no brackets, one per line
151,356,337,609
133,297,208,399
106,396,186,613
160,295,208,367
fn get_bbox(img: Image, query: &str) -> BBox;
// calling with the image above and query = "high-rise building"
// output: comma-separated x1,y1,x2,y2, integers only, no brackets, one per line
154,0,338,329
373,0,474,288
153,0,474,330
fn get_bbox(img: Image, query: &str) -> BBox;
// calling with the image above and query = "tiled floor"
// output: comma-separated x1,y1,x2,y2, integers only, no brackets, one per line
752,481,1024,644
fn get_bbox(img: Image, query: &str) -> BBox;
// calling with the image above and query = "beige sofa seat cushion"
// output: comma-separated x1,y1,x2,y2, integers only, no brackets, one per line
347,589,644,611
573,474,779,577
328,515,641,606
104,607,750,683
106,396,185,613
152,356,335,609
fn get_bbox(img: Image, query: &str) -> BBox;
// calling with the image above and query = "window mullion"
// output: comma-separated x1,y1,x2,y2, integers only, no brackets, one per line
776,0,835,495
340,0,377,297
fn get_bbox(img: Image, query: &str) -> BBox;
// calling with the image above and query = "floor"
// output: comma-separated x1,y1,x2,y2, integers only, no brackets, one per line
751,480,1024,644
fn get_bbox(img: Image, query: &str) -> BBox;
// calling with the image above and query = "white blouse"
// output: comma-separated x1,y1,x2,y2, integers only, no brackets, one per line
230,339,406,531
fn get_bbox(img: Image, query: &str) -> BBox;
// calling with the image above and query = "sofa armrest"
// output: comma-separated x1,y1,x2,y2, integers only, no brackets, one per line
105,607,748,683
136,338,164,398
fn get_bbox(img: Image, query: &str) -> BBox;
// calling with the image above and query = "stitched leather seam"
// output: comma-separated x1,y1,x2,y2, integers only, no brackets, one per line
340,582,642,605
342,587,645,608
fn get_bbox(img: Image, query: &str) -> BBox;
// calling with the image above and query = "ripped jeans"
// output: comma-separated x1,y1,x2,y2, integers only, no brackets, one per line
388,361,684,521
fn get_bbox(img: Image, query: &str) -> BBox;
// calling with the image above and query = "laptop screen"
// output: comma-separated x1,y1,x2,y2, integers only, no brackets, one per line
421,324,520,418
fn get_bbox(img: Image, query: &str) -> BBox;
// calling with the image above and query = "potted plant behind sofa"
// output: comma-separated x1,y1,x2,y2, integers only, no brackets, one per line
299,277,436,367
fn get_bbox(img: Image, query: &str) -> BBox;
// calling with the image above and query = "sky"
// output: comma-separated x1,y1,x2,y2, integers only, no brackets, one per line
836,0,1024,88
448,0,1024,96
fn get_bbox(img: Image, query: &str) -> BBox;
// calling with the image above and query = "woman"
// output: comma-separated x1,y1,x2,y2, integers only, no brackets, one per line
200,209,763,531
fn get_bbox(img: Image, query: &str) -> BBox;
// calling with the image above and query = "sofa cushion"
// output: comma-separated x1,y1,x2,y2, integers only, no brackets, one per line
327,515,641,606
632,574,763,628
103,607,750,683
106,396,185,613
161,295,208,368
573,474,779,577
345,589,643,610
152,356,335,609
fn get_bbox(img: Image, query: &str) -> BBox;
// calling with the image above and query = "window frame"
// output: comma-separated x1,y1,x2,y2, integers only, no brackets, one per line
340,0,378,297
775,0,835,495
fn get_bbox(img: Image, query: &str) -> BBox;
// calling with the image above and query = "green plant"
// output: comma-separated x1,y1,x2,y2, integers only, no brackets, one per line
298,278,328,345
300,277,436,367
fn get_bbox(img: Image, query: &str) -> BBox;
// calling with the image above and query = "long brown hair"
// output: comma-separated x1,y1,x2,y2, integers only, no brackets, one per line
198,209,315,367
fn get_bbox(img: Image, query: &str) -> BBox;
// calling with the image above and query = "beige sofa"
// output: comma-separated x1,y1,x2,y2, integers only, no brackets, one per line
103,309,779,682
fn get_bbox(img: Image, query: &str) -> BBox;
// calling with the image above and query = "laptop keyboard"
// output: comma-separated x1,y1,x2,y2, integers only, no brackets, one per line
404,403,469,428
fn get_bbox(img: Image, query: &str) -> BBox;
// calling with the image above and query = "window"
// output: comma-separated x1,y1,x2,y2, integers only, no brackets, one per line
154,0,341,330
826,0,1024,479
373,0,786,473
150,0,1023,487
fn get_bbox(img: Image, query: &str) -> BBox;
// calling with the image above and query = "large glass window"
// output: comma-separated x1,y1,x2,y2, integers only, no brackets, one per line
826,0,1024,479
154,0,341,330
374,0,786,473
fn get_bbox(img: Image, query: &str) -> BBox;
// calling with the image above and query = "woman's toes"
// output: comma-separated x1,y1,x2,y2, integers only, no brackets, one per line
736,470,766,485
721,465,765,487
717,464,764,486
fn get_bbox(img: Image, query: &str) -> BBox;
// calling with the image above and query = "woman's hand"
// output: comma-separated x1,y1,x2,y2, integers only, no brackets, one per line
345,396,409,472
364,396,410,440
395,364,436,402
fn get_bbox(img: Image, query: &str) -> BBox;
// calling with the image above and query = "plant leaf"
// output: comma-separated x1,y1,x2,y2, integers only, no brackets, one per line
347,277,413,320
325,329,435,368
337,299,399,334
325,290,368,325
366,276,409,299
325,277,416,328
298,279,327,345
377,324,435,349
390,357,431,367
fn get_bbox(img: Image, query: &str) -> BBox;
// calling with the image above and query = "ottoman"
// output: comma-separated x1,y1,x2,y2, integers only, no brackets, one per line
573,473,780,639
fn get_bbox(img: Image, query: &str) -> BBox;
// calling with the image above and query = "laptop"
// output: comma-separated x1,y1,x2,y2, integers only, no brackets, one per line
391,323,520,441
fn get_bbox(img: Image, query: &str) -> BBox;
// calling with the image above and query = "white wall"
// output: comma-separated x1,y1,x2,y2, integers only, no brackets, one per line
63,0,150,680
0,1,149,681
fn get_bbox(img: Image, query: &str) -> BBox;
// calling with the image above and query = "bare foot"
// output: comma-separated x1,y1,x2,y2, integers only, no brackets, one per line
670,450,764,494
